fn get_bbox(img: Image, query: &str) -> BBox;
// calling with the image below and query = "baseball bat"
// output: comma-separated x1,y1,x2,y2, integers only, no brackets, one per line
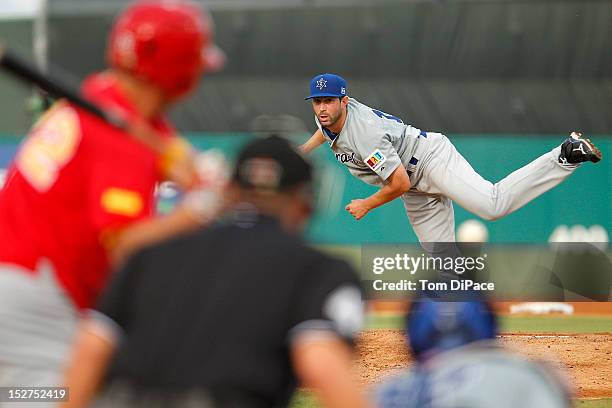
0,43,175,155
0,43,198,188
0,44,127,129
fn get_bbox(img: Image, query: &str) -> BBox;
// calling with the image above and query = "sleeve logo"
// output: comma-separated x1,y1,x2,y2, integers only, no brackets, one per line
16,102,81,192
365,149,386,171
101,188,144,217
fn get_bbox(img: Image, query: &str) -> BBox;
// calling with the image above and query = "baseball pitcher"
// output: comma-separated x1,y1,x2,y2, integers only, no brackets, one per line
300,74,602,244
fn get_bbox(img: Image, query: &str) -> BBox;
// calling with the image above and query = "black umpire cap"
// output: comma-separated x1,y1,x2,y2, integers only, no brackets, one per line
233,135,313,192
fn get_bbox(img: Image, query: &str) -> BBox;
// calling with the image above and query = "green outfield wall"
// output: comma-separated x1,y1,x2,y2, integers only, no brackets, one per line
1,134,610,244
185,134,611,244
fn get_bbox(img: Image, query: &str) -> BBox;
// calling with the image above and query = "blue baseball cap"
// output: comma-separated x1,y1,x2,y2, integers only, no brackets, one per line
305,73,347,100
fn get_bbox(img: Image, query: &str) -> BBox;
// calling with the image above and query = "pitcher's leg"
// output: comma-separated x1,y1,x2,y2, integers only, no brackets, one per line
401,192,456,243
401,192,467,281
424,138,575,221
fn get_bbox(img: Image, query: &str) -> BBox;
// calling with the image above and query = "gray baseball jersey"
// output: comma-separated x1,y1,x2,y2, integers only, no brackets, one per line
375,345,572,408
316,98,426,187
315,97,576,244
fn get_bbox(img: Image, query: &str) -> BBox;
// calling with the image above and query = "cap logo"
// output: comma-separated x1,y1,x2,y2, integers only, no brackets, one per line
316,77,327,90
341,87,346,95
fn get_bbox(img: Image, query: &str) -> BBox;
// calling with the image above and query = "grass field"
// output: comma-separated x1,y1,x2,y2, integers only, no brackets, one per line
366,313,612,333
290,392,612,408
289,313,612,408
576,400,612,408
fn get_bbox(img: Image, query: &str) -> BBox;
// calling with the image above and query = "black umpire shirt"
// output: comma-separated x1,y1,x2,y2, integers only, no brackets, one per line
93,207,363,408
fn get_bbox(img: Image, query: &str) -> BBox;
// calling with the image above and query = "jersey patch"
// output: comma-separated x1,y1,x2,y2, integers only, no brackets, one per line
101,188,144,217
365,149,387,171
16,102,81,192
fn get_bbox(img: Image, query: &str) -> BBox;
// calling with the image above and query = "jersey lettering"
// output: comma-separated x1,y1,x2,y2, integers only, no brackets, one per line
335,152,358,165
372,109,403,124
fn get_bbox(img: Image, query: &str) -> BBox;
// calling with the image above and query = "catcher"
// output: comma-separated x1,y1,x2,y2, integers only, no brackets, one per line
375,296,573,408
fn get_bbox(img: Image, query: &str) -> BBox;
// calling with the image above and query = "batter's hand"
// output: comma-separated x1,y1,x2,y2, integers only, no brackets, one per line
180,149,230,223
346,199,370,220
157,136,199,189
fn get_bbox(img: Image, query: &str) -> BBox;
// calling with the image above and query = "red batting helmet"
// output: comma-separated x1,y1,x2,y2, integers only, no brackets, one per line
107,0,225,98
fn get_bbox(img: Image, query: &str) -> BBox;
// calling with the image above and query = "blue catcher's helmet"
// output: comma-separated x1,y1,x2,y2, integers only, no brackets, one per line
407,297,497,361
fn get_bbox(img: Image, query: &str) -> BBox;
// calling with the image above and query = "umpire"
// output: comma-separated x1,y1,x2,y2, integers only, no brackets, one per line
62,136,370,408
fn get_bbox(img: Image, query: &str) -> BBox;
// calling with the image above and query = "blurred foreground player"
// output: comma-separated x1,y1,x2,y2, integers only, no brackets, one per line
62,136,370,408
375,297,572,408
0,0,224,388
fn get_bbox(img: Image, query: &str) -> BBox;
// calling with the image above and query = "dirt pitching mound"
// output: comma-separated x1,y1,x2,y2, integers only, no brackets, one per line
356,330,612,398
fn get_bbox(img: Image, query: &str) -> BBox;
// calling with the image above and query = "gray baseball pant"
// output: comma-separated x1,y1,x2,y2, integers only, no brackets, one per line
402,133,575,243
0,261,78,408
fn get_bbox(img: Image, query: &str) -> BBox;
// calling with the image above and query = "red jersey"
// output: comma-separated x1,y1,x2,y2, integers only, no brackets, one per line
0,73,173,309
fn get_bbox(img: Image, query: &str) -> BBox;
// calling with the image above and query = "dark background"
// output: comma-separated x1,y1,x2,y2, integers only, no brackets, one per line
1,0,612,135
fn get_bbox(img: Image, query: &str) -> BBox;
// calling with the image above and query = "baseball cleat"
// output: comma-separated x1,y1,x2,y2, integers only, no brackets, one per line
558,132,602,164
